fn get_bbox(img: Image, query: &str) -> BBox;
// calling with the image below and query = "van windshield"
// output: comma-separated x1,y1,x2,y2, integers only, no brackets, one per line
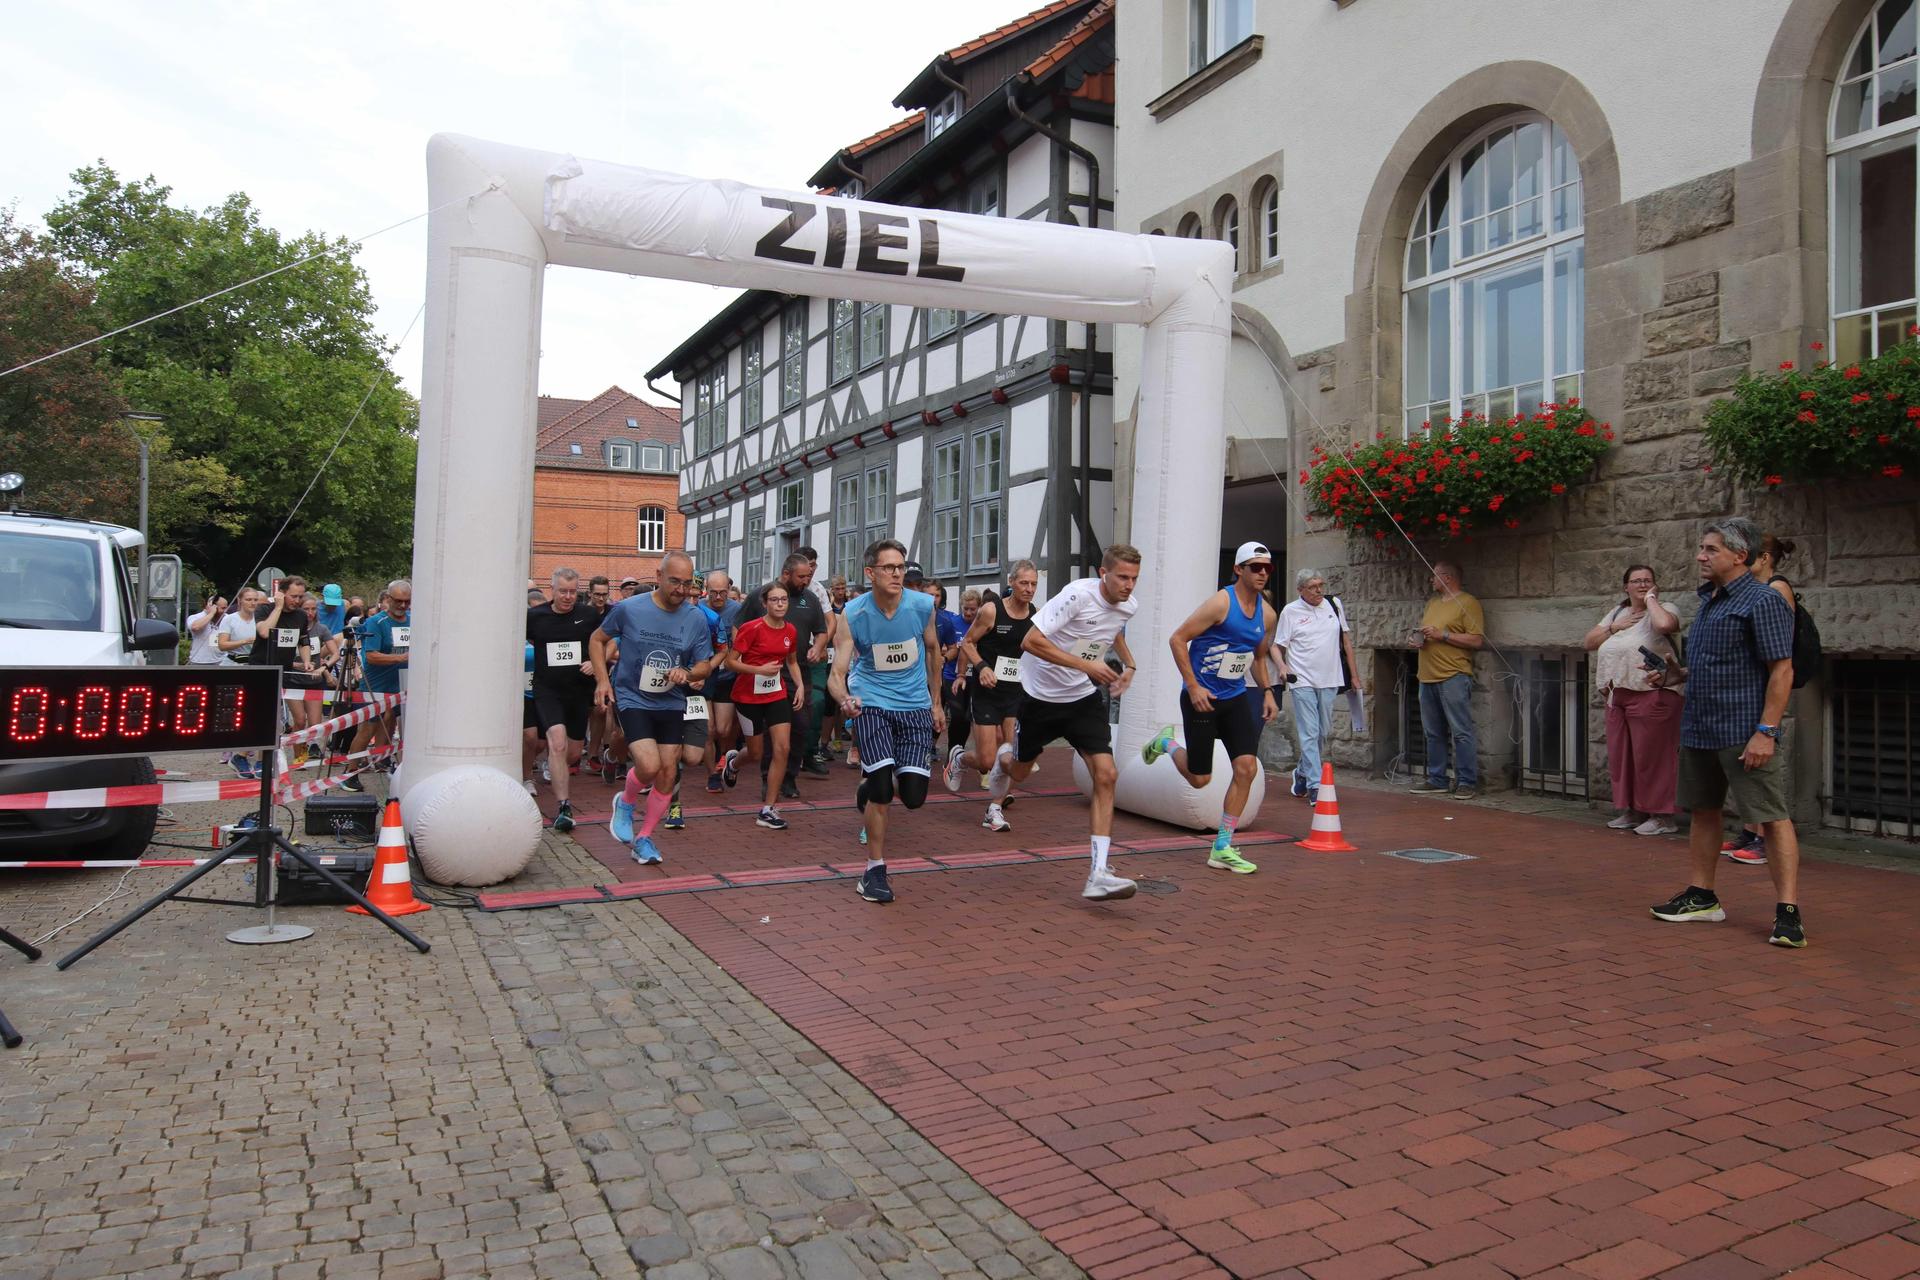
0,531,103,631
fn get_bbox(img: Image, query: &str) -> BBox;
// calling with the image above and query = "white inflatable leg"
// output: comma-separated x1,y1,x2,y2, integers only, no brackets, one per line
401,135,546,881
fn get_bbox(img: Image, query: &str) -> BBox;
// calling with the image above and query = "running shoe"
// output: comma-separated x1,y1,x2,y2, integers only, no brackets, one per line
1082,870,1137,901
1141,724,1177,766
858,826,868,846
780,780,801,801
1651,887,1725,923
1408,779,1450,794
982,804,1010,833
522,777,537,795
339,774,364,794
802,756,832,778
1722,831,1763,853
1291,773,1308,799
552,800,575,833
1634,817,1678,836
1207,846,1257,874
664,802,685,831
856,865,893,903
289,744,310,770
1608,811,1645,829
1723,845,1768,865
706,770,724,794
721,749,740,788
756,807,788,830
539,758,552,783
944,745,966,793
229,755,256,781
630,836,663,865
1769,906,1807,948
610,796,635,844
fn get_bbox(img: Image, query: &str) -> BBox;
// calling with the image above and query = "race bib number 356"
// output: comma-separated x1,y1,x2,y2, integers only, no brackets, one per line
993,655,1022,682
873,639,918,670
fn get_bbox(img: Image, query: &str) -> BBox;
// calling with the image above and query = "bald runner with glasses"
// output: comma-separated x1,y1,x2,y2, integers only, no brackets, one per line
1141,542,1282,875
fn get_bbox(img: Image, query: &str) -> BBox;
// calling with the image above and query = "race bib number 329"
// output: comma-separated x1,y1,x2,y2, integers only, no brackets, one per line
545,640,582,666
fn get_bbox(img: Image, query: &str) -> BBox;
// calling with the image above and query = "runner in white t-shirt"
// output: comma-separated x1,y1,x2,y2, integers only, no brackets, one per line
984,544,1143,901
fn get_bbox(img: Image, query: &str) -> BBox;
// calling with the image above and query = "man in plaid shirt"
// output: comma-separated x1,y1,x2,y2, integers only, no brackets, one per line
1648,516,1805,947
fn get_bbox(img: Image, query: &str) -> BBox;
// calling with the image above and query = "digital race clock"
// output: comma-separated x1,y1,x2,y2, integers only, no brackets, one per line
0,666,282,763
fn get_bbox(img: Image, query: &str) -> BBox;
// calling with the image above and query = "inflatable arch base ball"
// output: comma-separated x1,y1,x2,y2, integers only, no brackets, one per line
400,133,1260,885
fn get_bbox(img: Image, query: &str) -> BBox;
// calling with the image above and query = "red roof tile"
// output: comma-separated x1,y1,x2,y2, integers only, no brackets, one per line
1022,0,1113,81
537,395,589,432
946,0,1087,63
842,111,927,158
535,386,679,471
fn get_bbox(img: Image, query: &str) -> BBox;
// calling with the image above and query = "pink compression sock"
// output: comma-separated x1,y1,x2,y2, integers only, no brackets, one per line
638,786,672,837
622,770,645,806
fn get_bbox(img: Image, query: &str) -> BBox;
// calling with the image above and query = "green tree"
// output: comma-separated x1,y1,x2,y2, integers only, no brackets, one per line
43,164,417,586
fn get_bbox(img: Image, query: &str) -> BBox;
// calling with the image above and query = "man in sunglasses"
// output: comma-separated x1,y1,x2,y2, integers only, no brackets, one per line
1140,542,1282,875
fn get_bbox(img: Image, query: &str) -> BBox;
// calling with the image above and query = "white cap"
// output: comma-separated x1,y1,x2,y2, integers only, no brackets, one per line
1233,541,1274,566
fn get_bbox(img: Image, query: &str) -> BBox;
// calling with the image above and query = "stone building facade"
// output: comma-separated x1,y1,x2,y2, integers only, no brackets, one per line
1114,0,1920,833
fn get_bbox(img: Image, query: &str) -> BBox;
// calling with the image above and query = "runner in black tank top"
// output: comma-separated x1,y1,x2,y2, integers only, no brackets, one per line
943,560,1040,831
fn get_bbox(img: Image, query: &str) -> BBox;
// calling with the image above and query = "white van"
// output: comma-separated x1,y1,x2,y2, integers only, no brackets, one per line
0,511,179,857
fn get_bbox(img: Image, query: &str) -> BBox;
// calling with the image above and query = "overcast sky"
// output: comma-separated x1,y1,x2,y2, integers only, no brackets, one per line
4,0,1040,408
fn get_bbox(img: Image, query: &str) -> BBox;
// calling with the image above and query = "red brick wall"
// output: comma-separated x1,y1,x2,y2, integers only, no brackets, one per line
530,467,685,587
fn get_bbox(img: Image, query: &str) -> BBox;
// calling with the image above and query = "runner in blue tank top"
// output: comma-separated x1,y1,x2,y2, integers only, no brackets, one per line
1141,541,1281,875
829,538,946,906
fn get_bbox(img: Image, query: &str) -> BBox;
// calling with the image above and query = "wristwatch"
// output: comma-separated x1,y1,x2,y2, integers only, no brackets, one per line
1755,723,1780,738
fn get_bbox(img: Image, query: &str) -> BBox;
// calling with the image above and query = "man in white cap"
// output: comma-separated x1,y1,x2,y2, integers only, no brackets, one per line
1140,542,1281,874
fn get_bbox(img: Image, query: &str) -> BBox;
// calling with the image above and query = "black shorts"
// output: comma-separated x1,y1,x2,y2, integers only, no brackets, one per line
970,679,1022,724
1179,687,1264,768
710,676,738,706
1014,690,1111,763
532,684,593,739
618,705,685,747
523,699,539,731
736,697,792,737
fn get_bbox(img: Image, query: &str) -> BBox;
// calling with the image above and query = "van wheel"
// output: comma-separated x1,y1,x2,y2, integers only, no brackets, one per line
73,757,159,860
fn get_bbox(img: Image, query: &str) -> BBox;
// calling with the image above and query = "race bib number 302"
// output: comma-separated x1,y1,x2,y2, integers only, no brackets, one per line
873,639,918,670
993,655,1022,682
545,640,582,666
1216,650,1253,681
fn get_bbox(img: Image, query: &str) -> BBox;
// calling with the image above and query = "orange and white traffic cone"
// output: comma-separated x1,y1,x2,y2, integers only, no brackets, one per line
347,799,431,917
1297,761,1358,853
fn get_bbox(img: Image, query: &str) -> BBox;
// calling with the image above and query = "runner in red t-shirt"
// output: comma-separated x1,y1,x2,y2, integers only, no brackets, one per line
723,583,807,829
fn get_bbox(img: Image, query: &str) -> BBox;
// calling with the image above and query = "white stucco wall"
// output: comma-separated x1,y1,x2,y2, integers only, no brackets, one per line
1116,0,1797,364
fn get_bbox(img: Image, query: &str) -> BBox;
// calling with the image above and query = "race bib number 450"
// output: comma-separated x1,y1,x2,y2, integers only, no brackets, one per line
873,639,918,670
753,672,783,696
545,640,582,666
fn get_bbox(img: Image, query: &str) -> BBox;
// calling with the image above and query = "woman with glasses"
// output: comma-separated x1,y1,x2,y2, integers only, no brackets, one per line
1585,563,1683,835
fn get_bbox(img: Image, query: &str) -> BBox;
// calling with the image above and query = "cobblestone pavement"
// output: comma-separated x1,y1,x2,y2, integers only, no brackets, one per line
0,754,1082,1280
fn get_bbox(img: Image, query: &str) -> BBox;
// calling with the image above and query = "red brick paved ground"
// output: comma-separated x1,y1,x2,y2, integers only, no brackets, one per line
531,761,1920,1280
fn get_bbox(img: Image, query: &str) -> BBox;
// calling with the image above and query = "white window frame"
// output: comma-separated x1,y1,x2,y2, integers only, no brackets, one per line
1259,180,1280,267
833,475,863,582
930,436,965,577
928,91,963,139
781,299,805,409
1518,651,1589,798
608,441,635,469
777,478,805,526
640,443,665,471
1188,0,1253,74
637,505,667,555
743,510,766,592
742,329,763,428
859,300,885,370
1829,0,1920,362
1216,197,1240,275
1402,113,1585,436
831,298,857,382
696,522,727,576
965,426,1004,574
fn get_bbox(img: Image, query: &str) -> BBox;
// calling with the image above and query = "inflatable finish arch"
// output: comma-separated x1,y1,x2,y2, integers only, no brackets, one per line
401,133,1260,883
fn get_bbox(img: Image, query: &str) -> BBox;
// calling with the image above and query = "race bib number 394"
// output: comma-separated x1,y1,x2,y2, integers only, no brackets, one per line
873,639,918,670
277,628,301,649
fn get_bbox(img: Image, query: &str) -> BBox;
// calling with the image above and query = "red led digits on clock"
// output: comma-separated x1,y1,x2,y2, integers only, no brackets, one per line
74,685,111,739
116,685,153,737
175,684,209,735
216,686,245,733
9,686,49,742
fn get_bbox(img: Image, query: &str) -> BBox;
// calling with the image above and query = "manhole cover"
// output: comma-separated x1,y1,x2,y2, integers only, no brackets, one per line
1381,847,1476,864
1133,878,1180,895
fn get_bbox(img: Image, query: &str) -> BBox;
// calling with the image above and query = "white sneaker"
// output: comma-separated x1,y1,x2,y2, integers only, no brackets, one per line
522,778,537,795
539,757,551,783
1634,817,1679,836
943,745,966,793
1082,870,1136,901
982,804,1010,833
1608,811,1644,830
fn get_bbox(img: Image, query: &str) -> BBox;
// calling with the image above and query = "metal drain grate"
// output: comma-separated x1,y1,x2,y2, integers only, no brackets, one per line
1133,878,1181,895
1380,847,1476,864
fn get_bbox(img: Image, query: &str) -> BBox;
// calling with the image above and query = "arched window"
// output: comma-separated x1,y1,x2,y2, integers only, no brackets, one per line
1250,177,1280,268
1176,212,1203,239
1402,115,1584,435
1214,196,1240,273
1832,0,1919,361
637,506,666,554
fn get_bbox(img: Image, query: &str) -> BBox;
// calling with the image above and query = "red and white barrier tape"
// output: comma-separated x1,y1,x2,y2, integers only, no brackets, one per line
0,777,261,812
0,858,220,870
280,693,404,745
280,687,392,703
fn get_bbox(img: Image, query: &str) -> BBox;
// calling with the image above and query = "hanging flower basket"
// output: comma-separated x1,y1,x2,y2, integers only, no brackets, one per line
1702,333,1920,487
1302,403,1613,542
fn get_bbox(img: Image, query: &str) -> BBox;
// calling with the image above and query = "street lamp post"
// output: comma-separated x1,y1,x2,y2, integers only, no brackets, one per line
123,412,165,618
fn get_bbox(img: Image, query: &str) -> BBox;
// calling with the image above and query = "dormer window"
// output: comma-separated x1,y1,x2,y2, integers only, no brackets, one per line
608,441,635,469
626,416,639,429
841,178,865,201
641,444,665,471
569,443,583,455
928,91,963,139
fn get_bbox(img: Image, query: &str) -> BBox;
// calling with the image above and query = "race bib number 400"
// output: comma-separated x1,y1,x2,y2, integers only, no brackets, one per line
993,655,1022,682
545,640,582,667
753,672,783,696
391,625,411,650
684,696,708,721
873,639,918,670
1216,650,1253,681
